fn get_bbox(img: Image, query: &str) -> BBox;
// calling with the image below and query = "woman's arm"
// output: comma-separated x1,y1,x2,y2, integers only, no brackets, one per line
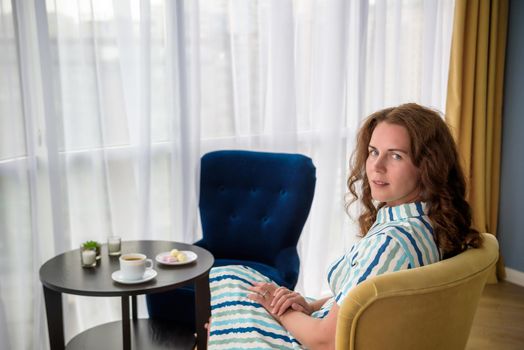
279,302,339,350
248,233,412,348
268,284,331,316
249,283,338,349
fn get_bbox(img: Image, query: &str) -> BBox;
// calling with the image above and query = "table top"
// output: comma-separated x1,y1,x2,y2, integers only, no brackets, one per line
39,240,214,297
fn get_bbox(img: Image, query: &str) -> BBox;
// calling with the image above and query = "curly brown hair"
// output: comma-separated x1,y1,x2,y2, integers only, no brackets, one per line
346,103,481,258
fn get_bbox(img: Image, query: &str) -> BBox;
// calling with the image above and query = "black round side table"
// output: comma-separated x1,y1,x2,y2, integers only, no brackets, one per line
39,240,214,350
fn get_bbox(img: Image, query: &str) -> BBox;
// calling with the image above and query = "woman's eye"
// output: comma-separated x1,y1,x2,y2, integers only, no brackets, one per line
369,149,378,156
391,153,402,160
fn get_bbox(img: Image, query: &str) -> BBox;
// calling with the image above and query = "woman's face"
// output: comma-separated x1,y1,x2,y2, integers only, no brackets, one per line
365,122,420,207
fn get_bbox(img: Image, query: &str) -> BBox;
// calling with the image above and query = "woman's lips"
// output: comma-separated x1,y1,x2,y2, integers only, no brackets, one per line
372,180,389,186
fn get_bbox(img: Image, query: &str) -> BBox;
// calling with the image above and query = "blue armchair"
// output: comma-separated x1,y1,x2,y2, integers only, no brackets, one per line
146,150,316,329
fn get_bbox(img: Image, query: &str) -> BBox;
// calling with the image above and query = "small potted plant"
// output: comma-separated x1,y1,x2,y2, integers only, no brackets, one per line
82,240,102,260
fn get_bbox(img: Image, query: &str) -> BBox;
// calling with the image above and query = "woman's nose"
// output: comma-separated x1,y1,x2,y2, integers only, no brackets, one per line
372,155,386,172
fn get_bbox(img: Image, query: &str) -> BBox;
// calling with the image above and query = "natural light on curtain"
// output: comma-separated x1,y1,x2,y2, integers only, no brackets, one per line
0,0,454,348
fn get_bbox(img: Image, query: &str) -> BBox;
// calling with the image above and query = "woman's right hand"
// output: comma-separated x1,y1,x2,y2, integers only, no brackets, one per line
270,287,312,316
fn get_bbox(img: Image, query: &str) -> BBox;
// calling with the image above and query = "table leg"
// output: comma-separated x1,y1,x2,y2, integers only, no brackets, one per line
131,295,137,320
194,273,211,350
43,286,64,350
121,296,131,350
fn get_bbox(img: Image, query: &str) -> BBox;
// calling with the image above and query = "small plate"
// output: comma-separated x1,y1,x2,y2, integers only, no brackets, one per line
156,251,198,266
112,268,157,284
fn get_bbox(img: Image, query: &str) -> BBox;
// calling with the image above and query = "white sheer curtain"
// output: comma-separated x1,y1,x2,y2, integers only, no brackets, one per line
0,0,454,348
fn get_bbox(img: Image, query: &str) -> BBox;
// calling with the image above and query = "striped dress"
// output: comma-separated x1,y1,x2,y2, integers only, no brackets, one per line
208,202,440,349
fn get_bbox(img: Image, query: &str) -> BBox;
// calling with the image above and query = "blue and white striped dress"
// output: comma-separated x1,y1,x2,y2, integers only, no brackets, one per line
208,202,440,349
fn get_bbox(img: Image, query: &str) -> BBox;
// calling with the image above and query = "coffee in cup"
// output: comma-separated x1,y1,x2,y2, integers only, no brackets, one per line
119,253,153,280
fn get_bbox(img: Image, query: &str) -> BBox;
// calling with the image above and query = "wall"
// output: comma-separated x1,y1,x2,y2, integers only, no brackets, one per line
498,0,524,281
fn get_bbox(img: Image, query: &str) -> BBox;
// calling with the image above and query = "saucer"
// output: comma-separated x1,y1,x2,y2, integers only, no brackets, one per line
112,268,157,284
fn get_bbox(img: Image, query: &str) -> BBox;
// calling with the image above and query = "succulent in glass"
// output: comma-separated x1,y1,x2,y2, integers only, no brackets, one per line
82,240,102,259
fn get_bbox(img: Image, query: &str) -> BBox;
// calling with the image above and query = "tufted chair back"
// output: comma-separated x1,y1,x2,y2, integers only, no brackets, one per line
195,150,316,287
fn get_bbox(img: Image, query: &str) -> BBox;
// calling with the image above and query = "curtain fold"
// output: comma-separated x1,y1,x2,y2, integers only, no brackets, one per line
445,0,509,282
0,0,455,348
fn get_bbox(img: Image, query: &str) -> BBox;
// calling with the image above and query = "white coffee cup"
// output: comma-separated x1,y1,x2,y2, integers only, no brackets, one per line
119,253,153,280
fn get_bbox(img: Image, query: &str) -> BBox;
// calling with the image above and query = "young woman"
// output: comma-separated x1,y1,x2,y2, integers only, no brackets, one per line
207,103,481,349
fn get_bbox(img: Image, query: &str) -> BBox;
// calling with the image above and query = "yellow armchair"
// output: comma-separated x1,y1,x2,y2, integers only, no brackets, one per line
336,233,499,350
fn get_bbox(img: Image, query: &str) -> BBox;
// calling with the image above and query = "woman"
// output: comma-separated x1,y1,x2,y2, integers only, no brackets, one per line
207,103,481,349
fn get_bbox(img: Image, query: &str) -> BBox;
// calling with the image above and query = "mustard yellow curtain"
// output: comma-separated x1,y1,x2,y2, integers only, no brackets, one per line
445,0,508,282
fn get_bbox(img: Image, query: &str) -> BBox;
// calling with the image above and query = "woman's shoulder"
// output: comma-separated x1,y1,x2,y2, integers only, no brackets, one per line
370,221,440,266
372,202,435,243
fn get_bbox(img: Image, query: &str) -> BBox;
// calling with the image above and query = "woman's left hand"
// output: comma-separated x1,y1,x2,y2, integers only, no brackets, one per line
247,282,281,318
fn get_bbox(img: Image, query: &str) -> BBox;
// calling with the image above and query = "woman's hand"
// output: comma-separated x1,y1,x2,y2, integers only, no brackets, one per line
271,286,312,316
249,282,338,349
247,282,278,316
247,282,312,318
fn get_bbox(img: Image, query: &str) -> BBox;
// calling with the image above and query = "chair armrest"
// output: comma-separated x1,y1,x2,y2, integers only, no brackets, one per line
274,246,300,289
